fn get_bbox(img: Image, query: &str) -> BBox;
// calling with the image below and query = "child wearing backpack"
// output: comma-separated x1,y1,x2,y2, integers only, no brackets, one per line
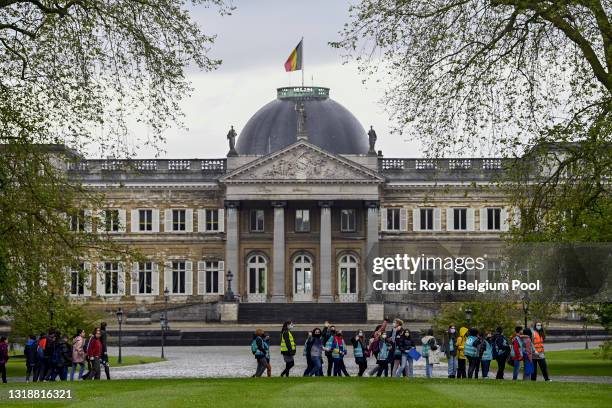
251,328,269,377
421,328,439,378
493,326,511,379
521,328,535,381
456,327,468,379
510,326,524,380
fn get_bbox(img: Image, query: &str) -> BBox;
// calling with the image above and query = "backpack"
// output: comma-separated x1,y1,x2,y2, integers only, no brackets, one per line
36,343,45,360
250,338,259,355
510,336,523,359
493,335,509,359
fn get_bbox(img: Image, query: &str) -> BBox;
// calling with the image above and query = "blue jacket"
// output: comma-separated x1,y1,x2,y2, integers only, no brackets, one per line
24,339,37,366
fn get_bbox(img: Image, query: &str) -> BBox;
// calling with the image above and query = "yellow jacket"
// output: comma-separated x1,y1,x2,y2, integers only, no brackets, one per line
456,327,469,360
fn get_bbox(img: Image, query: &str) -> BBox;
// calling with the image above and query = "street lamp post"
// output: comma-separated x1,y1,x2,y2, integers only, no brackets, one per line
582,316,589,350
116,308,124,364
161,287,169,359
522,291,531,328
223,270,235,302
465,307,473,326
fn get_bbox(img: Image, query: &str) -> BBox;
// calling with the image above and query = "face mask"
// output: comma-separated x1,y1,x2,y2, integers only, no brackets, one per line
450,328,456,334
330,329,336,334
314,332,321,337
358,332,363,337
536,325,542,330
381,334,387,339
289,324,294,330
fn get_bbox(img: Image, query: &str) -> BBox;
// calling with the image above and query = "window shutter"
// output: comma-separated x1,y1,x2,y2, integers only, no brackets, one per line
433,208,441,231
83,262,92,296
218,261,225,294
467,208,475,231
185,209,193,232
164,262,172,294
218,209,225,232
446,208,454,231
197,261,206,295
97,210,105,234
164,209,172,233
152,263,160,295
152,209,160,232
197,209,205,233
118,209,127,233
501,208,509,231
131,209,139,233
380,208,387,231
480,208,488,231
412,208,420,231
400,208,408,231
185,261,193,295
118,263,125,295
96,262,105,296
84,209,92,232
131,262,139,295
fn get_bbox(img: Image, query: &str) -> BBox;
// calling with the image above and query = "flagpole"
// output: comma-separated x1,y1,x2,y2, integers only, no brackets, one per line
301,36,304,87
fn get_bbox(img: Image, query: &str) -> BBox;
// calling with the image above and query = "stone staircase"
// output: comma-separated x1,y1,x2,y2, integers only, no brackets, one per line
238,302,367,324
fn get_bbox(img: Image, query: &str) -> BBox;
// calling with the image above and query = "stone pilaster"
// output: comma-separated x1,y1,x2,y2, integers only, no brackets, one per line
271,201,287,303
365,200,380,300
318,201,333,302
224,200,240,300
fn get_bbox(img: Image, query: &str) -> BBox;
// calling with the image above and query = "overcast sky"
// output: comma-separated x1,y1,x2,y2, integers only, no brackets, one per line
124,0,422,159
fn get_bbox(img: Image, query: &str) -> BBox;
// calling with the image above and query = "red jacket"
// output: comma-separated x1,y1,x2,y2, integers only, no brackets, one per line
87,338,102,358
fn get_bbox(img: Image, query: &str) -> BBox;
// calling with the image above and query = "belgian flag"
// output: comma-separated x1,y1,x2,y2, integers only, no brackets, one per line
284,39,303,72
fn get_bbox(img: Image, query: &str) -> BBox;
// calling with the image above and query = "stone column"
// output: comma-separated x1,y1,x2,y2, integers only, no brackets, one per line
318,201,333,302
224,200,240,300
365,200,380,301
271,201,287,303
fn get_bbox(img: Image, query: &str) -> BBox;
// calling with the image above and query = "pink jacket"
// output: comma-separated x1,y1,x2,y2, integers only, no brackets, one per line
72,335,85,363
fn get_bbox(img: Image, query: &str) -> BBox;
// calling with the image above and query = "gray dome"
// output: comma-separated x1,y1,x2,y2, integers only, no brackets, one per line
236,87,369,155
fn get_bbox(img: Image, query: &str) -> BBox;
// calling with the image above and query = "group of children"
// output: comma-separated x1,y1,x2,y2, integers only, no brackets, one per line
251,318,550,381
444,323,550,381
0,323,112,383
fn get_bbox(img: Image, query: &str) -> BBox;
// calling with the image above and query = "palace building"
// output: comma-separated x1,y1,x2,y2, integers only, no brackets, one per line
64,86,517,323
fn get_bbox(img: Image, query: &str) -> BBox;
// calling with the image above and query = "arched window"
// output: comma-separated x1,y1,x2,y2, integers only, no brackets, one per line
293,254,313,301
247,254,267,297
338,254,358,296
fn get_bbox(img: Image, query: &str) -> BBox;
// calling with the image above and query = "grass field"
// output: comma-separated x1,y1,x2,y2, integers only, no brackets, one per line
4,356,163,379
485,349,612,377
1,378,611,407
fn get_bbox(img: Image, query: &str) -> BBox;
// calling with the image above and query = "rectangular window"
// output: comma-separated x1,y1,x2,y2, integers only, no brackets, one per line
487,208,501,230
340,209,356,232
172,209,186,231
205,209,219,231
420,208,434,230
386,208,400,231
205,261,220,294
295,209,310,232
139,209,153,231
172,261,186,294
70,210,86,232
104,209,120,232
488,260,500,282
138,262,153,294
419,269,435,284
453,208,467,230
104,262,119,295
250,209,265,232
70,263,85,295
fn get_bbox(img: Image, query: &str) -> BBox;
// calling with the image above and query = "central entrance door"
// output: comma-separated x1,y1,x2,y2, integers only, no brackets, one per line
293,254,313,302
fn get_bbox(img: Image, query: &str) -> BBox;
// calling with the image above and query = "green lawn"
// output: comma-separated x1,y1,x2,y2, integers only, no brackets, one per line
0,378,611,407
488,349,612,377
4,356,163,379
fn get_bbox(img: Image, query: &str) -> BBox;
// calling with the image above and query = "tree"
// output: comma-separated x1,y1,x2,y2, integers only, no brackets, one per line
332,0,610,157
0,1,231,334
334,1,611,306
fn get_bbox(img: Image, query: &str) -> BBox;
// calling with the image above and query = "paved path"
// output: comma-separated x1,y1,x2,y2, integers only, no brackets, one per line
105,341,608,382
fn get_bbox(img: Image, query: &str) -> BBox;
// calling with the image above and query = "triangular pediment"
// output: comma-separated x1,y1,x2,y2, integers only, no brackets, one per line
220,141,384,184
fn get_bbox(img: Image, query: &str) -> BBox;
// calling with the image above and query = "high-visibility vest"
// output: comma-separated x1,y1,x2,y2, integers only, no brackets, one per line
464,336,479,358
280,330,295,353
378,342,389,361
354,341,364,358
332,337,345,359
533,330,545,353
